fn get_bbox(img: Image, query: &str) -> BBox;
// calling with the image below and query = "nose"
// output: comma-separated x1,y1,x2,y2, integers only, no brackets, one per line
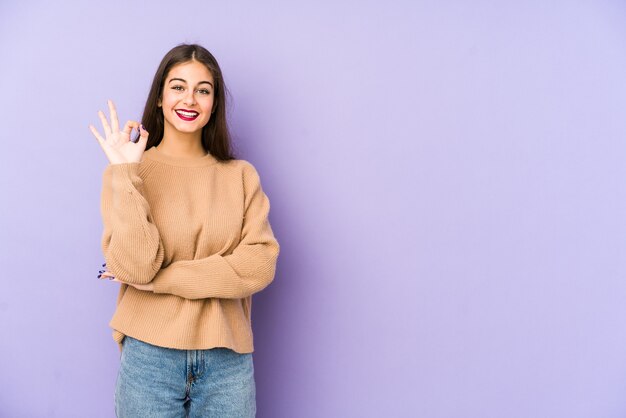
183,89,196,107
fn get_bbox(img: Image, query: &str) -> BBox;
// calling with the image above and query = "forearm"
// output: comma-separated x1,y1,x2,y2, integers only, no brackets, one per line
100,163,165,284
151,240,279,299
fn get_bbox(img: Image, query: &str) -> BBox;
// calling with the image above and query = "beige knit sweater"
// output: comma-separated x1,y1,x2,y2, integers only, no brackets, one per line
100,146,279,353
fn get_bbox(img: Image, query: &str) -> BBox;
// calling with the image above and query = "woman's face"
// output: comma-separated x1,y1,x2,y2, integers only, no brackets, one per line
159,60,215,137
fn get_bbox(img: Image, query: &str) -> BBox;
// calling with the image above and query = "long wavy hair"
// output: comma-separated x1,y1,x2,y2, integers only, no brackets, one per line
140,43,236,161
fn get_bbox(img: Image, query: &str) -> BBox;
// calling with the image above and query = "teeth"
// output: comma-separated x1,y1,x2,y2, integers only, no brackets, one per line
176,110,198,117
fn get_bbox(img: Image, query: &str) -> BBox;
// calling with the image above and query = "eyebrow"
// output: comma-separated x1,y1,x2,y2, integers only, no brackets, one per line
168,78,214,88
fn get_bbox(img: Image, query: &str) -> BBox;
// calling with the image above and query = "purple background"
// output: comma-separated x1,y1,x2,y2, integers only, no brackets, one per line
1,1,625,417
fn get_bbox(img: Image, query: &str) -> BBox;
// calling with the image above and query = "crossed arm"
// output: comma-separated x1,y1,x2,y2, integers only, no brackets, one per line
100,161,279,299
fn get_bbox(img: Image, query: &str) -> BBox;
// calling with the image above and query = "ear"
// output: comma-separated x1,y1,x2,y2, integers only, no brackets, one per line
157,97,162,107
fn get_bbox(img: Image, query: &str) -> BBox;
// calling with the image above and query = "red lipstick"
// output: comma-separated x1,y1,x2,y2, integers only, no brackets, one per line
175,109,199,121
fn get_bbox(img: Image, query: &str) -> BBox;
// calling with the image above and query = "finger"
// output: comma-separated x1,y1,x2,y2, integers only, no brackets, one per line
108,100,120,133
131,126,140,143
98,110,112,137
122,120,139,143
88,124,105,144
136,124,149,144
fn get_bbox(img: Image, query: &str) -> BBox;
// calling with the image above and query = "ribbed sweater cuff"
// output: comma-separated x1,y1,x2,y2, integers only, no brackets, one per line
151,267,173,295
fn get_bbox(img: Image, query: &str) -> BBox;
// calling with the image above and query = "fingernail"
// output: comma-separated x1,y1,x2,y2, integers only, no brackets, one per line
97,274,102,278
109,276,115,280
102,263,106,267
99,270,104,273
140,124,145,131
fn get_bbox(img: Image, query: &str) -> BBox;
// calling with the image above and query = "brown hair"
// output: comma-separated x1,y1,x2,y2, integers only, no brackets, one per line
140,43,236,161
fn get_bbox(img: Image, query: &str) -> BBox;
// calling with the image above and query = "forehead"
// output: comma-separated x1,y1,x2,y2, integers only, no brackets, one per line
166,61,214,82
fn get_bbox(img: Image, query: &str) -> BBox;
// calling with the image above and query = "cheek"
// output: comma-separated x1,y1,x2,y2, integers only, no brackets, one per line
162,94,177,108
203,98,215,114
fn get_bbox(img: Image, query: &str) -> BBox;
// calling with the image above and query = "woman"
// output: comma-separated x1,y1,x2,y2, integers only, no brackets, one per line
89,43,280,417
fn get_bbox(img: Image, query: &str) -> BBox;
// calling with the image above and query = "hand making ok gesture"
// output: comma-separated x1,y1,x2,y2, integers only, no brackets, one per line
88,99,149,165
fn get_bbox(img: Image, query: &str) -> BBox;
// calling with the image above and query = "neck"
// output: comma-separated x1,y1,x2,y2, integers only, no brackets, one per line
157,128,206,158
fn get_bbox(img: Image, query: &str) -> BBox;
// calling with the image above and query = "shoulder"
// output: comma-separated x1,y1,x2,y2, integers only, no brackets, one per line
223,158,261,179
226,158,256,170
222,159,267,196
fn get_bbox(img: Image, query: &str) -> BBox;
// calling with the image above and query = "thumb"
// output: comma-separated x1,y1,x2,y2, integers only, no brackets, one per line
136,124,149,144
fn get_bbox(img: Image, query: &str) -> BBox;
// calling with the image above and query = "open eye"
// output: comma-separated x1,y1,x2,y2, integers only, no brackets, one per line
172,85,184,91
198,89,211,95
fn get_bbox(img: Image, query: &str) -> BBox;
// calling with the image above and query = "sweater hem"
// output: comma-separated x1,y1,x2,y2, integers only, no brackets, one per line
111,326,254,354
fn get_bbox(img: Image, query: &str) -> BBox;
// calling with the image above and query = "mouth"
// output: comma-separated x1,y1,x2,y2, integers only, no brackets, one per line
175,109,199,121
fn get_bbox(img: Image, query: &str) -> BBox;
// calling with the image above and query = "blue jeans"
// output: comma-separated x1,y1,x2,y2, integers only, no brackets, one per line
115,336,256,417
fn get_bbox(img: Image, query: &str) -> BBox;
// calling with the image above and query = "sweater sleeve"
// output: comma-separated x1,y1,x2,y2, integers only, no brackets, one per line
100,162,165,285
150,162,280,299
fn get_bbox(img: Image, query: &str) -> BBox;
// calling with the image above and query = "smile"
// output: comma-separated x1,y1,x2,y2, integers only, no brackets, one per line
175,109,199,121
